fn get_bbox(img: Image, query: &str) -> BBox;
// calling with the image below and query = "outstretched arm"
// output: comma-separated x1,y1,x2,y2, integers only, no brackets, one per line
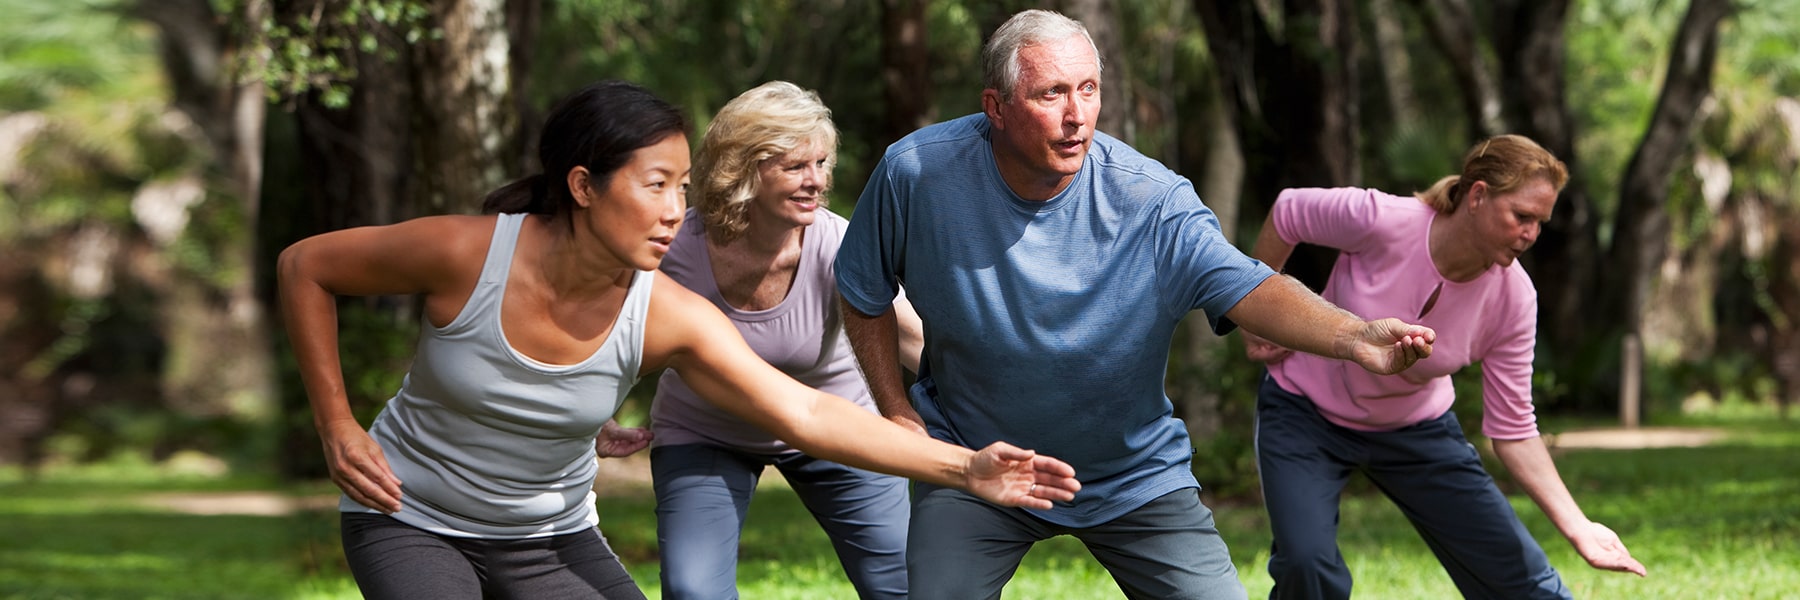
654,277,1078,507
1233,212,1435,374
1493,436,1647,576
841,294,927,435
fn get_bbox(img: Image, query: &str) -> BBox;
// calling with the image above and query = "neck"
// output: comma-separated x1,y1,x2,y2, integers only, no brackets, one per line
991,143,1070,202
541,215,633,296
1428,210,1489,282
717,218,802,259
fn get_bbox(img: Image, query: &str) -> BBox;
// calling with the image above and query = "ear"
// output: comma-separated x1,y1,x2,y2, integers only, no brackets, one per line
567,167,593,208
1466,180,1488,209
982,89,1005,130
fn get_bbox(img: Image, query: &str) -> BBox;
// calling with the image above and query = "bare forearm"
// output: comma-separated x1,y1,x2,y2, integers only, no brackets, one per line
277,250,358,429
782,390,969,487
1226,274,1364,361
840,294,915,419
1494,436,1590,535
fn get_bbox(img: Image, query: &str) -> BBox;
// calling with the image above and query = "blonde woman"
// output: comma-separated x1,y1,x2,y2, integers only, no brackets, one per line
626,81,920,599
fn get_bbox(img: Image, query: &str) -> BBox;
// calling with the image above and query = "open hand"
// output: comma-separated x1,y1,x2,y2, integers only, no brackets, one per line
595,420,653,458
1349,318,1435,375
963,442,1080,510
319,419,403,514
1570,520,1647,576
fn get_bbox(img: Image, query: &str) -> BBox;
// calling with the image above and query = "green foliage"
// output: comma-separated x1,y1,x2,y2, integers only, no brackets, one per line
236,0,436,108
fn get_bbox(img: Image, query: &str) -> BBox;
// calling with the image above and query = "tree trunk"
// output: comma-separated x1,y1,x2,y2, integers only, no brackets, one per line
1609,0,1734,421
1195,0,1359,289
1062,0,1134,143
133,0,275,423
408,0,520,215
1367,0,1421,128
1409,0,1505,137
879,0,934,150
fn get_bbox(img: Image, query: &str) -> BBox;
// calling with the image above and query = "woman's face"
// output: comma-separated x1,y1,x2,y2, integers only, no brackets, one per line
1469,177,1557,268
748,141,831,233
582,134,691,271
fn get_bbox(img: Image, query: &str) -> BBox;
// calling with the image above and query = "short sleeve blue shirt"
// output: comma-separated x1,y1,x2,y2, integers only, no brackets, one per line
836,114,1275,526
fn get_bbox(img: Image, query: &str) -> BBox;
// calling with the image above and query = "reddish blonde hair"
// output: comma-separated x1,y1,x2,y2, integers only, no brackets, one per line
1415,134,1568,213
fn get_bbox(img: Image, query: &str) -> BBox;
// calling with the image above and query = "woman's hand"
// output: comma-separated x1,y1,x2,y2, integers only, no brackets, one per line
595,419,653,458
962,442,1081,510
1243,330,1294,364
1569,520,1648,576
319,419,403,514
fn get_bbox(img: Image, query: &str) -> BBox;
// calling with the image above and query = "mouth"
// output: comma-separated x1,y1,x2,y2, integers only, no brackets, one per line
648,234,674,253
1054,139,1085,153
789,196,819,208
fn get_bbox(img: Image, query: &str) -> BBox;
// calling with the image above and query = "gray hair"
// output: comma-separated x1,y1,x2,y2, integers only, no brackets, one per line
981,10,1103,101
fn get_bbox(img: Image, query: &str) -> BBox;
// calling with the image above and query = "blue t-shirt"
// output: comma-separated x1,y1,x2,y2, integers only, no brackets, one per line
836,114,1275,526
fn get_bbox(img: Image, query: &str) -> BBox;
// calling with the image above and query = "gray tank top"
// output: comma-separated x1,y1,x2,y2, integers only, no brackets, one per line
341,212,653,539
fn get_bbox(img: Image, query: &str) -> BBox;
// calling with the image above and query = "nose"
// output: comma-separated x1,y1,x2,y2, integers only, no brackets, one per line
802,163,823,190
662,188,684,224
1063,94,1088,128
1521,220,1541,244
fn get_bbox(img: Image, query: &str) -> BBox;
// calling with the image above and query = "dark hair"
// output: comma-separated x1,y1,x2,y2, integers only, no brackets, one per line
483,80,688,215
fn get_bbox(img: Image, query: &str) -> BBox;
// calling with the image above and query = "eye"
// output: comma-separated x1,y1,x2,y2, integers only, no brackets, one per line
814,159,828,168
1080,82,1098,94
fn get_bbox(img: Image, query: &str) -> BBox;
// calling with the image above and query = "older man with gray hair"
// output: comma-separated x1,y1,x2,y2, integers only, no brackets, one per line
836,9,1436,599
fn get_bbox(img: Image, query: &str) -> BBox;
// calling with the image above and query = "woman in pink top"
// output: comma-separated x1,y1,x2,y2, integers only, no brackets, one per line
1243,135,1645,599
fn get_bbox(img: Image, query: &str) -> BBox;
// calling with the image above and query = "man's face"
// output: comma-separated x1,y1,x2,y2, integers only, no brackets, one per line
984,34,1101,200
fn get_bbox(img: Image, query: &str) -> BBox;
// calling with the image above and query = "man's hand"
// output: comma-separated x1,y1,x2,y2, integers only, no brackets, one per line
1343,318,1436,375
962,442,1080,510
1569,520,1648,576
595,420,653,458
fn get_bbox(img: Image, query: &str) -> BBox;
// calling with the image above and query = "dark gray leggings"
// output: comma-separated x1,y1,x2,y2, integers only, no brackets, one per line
340,512,646,600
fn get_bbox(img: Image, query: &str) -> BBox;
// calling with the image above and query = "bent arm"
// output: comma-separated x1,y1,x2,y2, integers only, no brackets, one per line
276,216,483,513
1231,213,1433,374
1493,436,1647,576
841,293,925,433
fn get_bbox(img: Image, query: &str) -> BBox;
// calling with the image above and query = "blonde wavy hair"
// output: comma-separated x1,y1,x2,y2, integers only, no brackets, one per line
1415,134,1569,213
692,81,839,242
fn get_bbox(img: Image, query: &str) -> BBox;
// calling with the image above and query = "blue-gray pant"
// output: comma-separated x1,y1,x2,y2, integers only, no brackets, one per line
906,484,1246,600
1255,375,1572,599
340,512,644,599
650,443,909,600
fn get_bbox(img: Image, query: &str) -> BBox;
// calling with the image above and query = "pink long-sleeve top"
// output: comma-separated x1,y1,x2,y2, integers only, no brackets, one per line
1265,187,1542,440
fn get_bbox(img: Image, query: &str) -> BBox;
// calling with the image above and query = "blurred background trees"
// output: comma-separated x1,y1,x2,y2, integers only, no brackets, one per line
1,0,1794,491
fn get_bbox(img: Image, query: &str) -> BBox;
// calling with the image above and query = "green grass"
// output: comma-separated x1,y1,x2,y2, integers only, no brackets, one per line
3,414,1797,599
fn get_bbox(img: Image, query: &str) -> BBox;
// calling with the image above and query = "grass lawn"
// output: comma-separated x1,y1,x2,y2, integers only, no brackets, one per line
2,411,1796,599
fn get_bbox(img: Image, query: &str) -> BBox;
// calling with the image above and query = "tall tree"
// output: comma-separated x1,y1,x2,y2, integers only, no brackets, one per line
879,0,934,150
133,0,275,422
1195,0,1361,289
1608,0,1735,421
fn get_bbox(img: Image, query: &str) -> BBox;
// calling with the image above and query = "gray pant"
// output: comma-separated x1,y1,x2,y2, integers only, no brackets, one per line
907,484,1245,600
1255,375,1572,600
650,443,910,600
339,512,644,600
